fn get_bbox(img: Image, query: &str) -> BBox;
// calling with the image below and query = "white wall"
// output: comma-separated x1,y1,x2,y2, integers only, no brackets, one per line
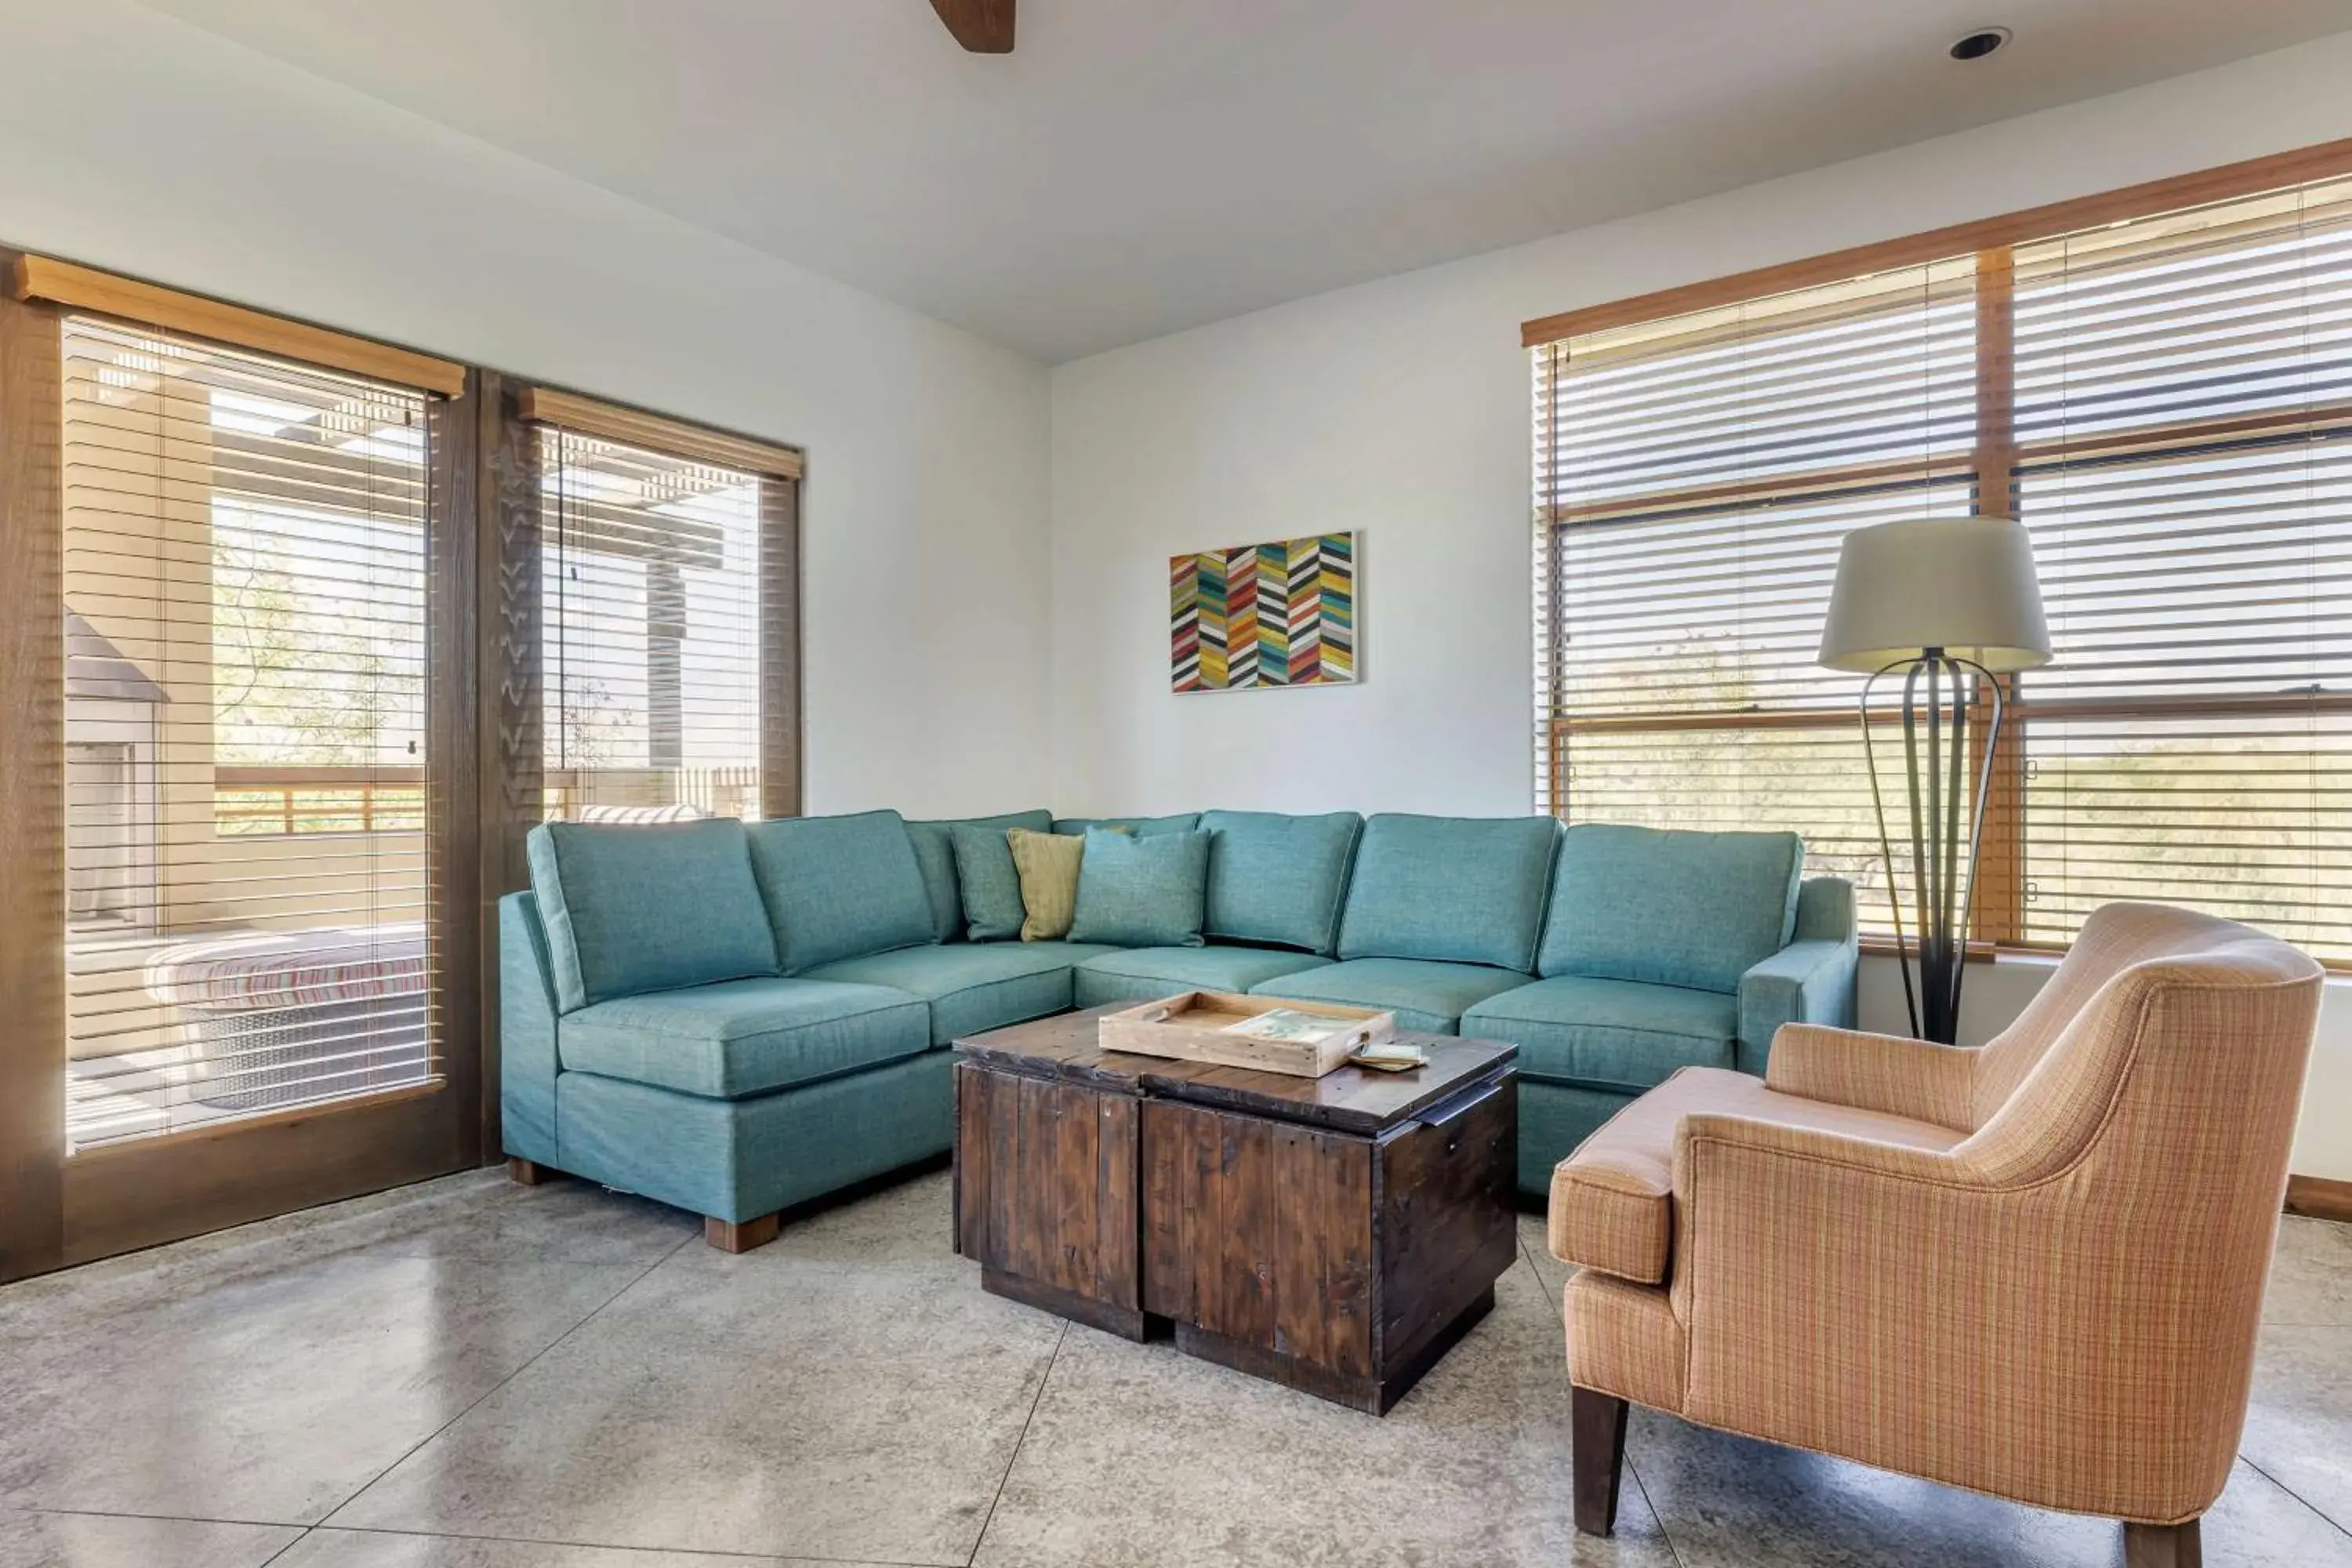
0,0,1054,820
1049,32,2352,1177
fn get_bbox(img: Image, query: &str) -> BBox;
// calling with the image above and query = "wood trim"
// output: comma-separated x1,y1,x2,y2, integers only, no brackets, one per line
428,373,486,1171
760,474,804,820
1523,137,2352,347
1972,249,2025,947
1551,452,1973,526
2013,401,2352,466
0,269,67,1282
1554,688,2352,737
59,1082,466,1266
64,1080,447,1163
2285,1174,2352,1223
12,255,466,397
477,371,545,1162
518,387,804,480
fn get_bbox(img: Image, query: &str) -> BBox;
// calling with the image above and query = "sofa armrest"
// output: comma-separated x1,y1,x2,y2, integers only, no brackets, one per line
499,891,562,1167
1765,1022,1977,1131
1737,935,1857,1076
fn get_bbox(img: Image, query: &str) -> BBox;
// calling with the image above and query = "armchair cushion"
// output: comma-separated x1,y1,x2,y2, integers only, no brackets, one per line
1461,976,1736,1092
1538,824,1802,992
1548,1065,1966,1286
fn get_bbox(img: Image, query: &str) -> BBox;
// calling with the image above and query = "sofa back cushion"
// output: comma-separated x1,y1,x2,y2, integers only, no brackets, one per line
1197,810,1362,955
1053,813,1200,837
525,818,779,1013
1336,814,1560,971
906,809,1052,942
1070,827,1210,948
1538,823,1802,993
746,810,937,975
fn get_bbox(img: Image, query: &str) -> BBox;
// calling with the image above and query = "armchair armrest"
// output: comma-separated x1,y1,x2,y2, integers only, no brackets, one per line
1764,1022,1977,1131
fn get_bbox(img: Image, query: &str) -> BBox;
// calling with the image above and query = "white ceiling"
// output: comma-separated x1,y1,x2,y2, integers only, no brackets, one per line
146,0,2352,363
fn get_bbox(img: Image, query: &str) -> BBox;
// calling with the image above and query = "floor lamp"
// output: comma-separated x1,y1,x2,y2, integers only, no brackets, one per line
1818,517,2051,1044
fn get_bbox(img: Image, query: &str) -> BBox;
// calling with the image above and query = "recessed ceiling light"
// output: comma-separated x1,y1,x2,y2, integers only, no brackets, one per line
1950,27,2013,61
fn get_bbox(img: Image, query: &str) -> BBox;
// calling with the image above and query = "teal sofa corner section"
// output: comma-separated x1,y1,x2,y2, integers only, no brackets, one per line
500,806,1860,1231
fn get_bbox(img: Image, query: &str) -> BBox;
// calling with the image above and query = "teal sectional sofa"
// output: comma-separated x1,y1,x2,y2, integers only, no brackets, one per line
501,808,1856,1244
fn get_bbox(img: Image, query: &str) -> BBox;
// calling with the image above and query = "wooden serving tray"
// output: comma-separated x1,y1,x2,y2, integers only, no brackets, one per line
1098,991,1396,1079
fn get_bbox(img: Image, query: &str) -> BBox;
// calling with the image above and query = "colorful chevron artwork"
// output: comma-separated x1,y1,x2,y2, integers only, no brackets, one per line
1171,532,1356,692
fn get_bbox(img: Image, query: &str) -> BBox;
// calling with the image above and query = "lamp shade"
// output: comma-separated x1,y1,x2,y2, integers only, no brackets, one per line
1818,515,2051,673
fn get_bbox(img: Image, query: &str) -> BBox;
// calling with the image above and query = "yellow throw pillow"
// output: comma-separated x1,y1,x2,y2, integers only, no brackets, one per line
1007,827,1087,941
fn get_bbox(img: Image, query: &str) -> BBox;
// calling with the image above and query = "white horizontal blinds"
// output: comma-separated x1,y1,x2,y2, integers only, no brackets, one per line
60,316,437,1149
2012,179,2352,958
1536,259,1978,935
540,427,764,822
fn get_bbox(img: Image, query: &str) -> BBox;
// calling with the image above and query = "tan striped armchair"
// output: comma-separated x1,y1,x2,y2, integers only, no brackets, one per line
1548,902,2323,1568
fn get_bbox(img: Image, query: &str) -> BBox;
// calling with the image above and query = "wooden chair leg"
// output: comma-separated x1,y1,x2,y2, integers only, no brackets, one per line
1571,1385,1629,1537
705,1212,781,1254
507,1157,550,1187
2123,1519,2202,1568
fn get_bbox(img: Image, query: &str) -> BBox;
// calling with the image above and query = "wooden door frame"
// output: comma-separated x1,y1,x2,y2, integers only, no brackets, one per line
0,270,485,1279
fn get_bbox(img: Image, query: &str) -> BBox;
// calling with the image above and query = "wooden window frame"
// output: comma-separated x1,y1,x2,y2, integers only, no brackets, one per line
1526,138,2352,962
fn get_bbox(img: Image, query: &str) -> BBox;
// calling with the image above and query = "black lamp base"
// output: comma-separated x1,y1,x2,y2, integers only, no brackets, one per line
1864,648,2004,1046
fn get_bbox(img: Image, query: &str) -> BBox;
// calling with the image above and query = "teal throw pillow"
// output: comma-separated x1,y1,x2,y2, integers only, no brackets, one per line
906,809,1052,942
950,822,1028,942
1069,828,1210,949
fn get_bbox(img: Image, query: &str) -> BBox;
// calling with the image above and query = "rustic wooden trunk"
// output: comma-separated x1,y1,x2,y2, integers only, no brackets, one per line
952,1009,1518,1413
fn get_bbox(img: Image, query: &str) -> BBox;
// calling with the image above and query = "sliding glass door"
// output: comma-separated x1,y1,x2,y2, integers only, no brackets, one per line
0,278,481,1278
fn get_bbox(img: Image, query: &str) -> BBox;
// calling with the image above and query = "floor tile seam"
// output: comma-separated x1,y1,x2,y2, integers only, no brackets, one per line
27,1503,312,1530
963,1318,1071,1568
292,1519,958,1565
1623,1454,1689,1568
257,1523,319,1566
2238,1453,2352,1542
311,1227,702,1530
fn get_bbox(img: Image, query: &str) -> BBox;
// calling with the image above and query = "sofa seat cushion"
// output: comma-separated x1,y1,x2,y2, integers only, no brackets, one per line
1539,824,1802,993
557,978,929,1100
1462,976,1739,1094
1075,946,1334,1008
804,942,1122,1044
1248,956,1531,1035
1549,1065,1966,1286
1335,814,1560,971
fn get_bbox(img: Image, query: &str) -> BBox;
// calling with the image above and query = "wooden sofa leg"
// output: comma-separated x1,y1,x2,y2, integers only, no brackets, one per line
507,1157,551,1187
1571,1385,1629,1537
2123,1520,2202,1568
705,1213,782,1254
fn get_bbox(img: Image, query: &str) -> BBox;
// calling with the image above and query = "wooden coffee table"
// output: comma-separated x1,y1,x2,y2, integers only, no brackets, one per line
953,1005,1518,1414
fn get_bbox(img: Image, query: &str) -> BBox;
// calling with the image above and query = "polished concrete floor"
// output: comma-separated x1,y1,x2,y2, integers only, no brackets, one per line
1,1166,2347,1568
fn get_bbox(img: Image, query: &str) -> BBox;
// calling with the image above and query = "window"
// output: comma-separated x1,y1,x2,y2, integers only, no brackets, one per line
527,390,800,825
1533,169,2352,962
60,316,438,1144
